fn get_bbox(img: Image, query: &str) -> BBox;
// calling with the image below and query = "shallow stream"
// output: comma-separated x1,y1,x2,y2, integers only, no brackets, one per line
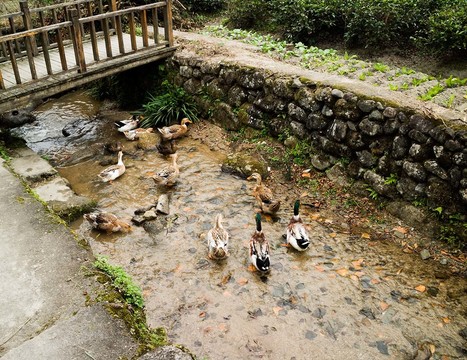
17,91,467,360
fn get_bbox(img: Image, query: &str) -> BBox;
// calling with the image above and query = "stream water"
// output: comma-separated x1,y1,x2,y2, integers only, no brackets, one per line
16,91,467,360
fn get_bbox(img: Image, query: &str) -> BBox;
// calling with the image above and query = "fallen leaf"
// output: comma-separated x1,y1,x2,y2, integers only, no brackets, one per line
199,311,206,318
183,207,192,212
314,265,325,272
352,259,364,270
380,302,390,311
272,306,283,316
415,285,426,292
301,172,311,178
218,323,228,332
371,278,381,285
361,232,371,239
429,344,436,354
350,275,359,281
354,271,365,278
219,273,232,285
329,232,337,238
237,277,249,286
310,214,321,221
393,226,408,234
442,317,450,324
336,268,349,277
300,191,309,198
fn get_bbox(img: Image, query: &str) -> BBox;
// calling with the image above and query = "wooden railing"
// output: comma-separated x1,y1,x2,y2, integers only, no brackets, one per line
0,0,173,90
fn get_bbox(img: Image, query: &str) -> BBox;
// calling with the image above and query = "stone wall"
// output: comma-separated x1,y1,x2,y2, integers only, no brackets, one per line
168,52,467,215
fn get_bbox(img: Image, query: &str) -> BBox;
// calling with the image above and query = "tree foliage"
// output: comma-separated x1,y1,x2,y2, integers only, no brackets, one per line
227,0,467,54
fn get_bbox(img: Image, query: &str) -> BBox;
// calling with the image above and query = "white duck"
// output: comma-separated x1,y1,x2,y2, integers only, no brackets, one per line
286,200,310,251
98,151,125,183
115,115,140,132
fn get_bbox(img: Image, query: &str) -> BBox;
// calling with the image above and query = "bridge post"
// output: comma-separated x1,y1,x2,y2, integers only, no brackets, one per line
164,0,174,46
68,8,86,73
19,0,38,56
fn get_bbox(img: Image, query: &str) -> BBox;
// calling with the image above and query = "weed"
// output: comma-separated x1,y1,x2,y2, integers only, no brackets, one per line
419,83,445,101
411,77,429,87
373,63,389,72
445,75,467,88
344,198,359,208
359,73,366,81
388,83,399,91
396,66,415,76
94,256,144,309
366,187,379,200
140,80,198,128
445,94,456,108
401,83,410,91
384,173,398,185
0,144,10,162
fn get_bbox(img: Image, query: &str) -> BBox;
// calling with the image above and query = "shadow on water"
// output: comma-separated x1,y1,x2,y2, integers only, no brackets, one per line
20,91,467,360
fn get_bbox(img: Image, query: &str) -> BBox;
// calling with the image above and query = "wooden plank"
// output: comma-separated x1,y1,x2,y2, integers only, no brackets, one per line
86,1,99,61
128,13,137,51
20,0,39,56
141,10,149,47
7,40,21,84
151,8,159,45
8,17,21,55
164,0,174,46
115,15,124,54
98,0,112,58
0,69,5,90
39,11,53,75
52,8,68,71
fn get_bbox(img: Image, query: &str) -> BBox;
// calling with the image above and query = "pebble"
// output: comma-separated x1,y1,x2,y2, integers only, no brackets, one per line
439,258,448,265
312,307,326,319
305,330,317,340
359,307,375,320
295,283,305,290
427,287,439,297
188,247,197,254
376,340,389,355
272,286,285,298
420,249,431,260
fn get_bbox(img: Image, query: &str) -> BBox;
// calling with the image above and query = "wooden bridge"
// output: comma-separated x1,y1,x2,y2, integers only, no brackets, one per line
0,0,176,113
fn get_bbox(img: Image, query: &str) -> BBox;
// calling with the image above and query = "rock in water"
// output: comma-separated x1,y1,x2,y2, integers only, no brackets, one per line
0,109,36,129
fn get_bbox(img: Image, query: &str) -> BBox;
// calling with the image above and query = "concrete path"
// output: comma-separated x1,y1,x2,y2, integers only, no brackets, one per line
0,154,139,359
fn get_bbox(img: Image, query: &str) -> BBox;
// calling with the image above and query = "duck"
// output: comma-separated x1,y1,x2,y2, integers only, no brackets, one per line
207,214,229,260
249,213,271,273
157,139,177,156
83,211,132,233
98,150,125,183
247,172,281,215
157,118,192,141
152,153,179,187
115,115,140,132
103,141,123,154
123,127,154,141
286,200,310,251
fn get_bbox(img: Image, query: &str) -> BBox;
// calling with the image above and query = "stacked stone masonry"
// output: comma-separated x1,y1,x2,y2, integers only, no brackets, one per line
169,54,467,215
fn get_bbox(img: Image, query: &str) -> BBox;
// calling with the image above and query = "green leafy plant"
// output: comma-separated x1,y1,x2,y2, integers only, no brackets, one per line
140,81,198,128
445,94,456,108
373,63,389,72
419,83,445,101
396,67,416,76
384,173,398,185
366,187,379,200
388,83,399,91
94,256,144,309
445,75,467,88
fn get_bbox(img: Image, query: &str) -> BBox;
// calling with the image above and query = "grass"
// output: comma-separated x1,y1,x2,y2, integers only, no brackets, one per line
94,255,144,309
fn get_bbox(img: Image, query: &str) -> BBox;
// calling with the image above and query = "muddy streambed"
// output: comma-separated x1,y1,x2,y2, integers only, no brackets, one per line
17,91,467,360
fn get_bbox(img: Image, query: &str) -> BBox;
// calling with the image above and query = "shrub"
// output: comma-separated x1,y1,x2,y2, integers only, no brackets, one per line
227,0,271,29
414,1,467,53
140,80,198,128
183,0,227,13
